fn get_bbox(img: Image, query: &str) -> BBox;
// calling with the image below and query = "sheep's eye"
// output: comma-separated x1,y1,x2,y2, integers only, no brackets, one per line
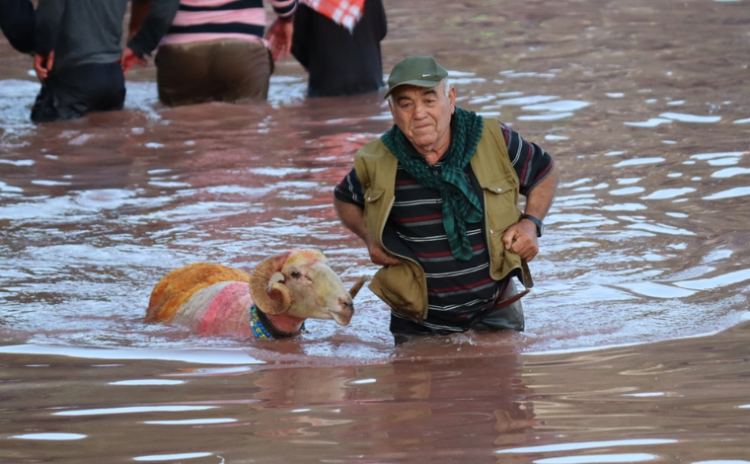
290,271,301,279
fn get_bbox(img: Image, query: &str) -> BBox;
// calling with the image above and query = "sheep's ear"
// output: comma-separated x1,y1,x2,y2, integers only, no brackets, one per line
264,271,292,315
265,280,293,315
250,252,293,315
349,275,368,298
267,272,285,291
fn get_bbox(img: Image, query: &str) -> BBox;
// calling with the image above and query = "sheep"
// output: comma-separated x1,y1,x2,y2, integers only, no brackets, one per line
145,249,366,338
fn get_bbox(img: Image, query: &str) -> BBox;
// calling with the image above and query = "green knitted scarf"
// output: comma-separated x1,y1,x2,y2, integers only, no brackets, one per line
381,107,484,261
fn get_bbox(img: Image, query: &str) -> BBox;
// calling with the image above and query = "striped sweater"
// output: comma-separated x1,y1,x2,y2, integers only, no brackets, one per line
161,0,298,46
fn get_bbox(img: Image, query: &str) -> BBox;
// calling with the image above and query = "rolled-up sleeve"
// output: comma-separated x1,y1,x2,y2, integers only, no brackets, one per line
272,0,298,19
127,0,180,57
35,0,65,56
500,122,555,197
334,167,365,208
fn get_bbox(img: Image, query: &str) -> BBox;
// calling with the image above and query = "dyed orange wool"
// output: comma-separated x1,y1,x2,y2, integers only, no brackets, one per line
146,263,251,323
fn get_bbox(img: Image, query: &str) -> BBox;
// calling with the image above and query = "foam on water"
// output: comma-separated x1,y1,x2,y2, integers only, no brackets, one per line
533,454,659,464
0,344,265,365
522,100,590,112
624,118,672,127
640,188,696,200
703,187,750,200
613,158,665,167
496,439,678,454
711,167,750,178
609,187,646,196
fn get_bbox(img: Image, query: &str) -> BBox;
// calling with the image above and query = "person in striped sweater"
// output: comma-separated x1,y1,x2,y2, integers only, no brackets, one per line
130,0,298,106
334,56,559,344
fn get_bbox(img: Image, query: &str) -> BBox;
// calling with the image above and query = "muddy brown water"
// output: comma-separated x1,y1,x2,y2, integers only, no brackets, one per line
1,0,750,462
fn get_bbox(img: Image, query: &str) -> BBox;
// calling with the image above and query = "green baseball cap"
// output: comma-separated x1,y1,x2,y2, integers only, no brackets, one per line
384,56,448,99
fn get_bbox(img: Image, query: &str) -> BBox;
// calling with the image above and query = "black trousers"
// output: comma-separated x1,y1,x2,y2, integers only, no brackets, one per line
391,280,526,345
31,61,126,123
0,0,35,54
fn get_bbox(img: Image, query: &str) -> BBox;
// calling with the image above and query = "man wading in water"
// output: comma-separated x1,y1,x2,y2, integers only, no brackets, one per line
334,56,559,344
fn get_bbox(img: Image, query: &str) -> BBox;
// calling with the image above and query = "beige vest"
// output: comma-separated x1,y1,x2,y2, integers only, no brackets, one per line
354,118,532,323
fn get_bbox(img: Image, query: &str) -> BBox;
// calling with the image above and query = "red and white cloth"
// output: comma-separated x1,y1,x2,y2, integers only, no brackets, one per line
301,0,365,32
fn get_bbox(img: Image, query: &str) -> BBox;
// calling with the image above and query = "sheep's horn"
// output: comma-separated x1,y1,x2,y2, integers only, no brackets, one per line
250,252,293,315
349,275,368,298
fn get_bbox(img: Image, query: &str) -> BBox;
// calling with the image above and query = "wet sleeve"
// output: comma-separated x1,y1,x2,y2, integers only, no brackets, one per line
127,0,180,57
0,0,35,54
271,0,298,19
291,2,309,70
500,122,555,197
34,0,65,56
374,0,387,40
334,167,366,208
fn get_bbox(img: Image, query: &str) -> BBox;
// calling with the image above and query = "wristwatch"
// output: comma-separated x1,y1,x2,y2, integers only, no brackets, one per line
521,214,544,237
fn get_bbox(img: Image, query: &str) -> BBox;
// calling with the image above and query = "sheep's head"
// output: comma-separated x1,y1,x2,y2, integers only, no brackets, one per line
249,249,364,325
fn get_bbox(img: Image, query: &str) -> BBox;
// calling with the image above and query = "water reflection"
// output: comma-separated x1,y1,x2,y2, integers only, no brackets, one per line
496,438,678,455
11,433,87,440
2,0,750,461
0,0,749,362
236,349,538,458
53,405,217,416
133,452,214,462
533,453,659,463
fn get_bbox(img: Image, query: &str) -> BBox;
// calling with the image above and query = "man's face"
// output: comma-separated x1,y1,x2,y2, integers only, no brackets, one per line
388,81,456,155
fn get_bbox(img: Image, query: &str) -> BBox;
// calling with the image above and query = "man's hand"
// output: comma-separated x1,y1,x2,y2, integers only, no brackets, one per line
121,47,148,75
367,241,402,267
34,52,55,81
265,17,293,61
502,219,539,262
334,197,401,267
505,162,559,262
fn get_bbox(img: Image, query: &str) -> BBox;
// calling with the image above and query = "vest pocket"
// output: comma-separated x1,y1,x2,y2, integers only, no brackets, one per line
482,177,522,279
364,188,384,203
482,177,519,234
372,263,425,322
364,187,385,232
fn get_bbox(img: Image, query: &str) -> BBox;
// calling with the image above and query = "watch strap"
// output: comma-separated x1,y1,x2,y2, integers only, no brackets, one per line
521,214,543,237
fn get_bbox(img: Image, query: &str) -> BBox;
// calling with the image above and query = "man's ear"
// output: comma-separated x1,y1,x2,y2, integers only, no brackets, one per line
449,86,456,113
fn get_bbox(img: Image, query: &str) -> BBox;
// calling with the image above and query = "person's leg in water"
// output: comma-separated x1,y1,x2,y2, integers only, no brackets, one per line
31,62,126,123
156,39,272,107
471,280,525,333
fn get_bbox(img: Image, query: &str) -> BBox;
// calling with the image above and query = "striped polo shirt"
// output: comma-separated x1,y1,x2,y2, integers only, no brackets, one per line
160,0,298,46
334,121,555,334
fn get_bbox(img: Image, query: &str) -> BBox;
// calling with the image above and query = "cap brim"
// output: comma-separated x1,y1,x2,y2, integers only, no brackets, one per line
383,79,444,99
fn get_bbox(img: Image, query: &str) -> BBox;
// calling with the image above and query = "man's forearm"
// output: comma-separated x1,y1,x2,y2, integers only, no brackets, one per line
334,198,371,245
127,0,180,56
523,163,559,220
128,0,152,40
34,0,64,56
334,197,402,267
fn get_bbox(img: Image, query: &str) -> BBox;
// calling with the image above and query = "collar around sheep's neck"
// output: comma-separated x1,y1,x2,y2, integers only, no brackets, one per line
250,305,306,339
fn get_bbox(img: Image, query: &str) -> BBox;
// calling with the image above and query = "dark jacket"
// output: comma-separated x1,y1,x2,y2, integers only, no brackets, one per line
292,0,387,97
34,0,178,71
0,0,35,54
